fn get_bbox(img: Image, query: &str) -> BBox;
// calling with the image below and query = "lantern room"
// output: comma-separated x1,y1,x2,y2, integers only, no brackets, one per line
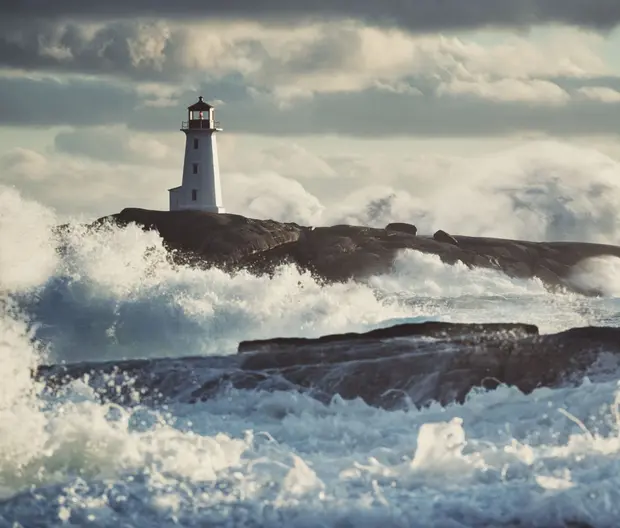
181,96,220,130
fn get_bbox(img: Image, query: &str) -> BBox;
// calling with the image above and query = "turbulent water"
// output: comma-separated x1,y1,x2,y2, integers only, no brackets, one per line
4,179,620,527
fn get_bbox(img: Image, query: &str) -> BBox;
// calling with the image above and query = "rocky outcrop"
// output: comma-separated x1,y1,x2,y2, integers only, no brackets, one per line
89,208,620,293
93,208,303,272
37,322,620,410
386,222,418,236
433,229,459,246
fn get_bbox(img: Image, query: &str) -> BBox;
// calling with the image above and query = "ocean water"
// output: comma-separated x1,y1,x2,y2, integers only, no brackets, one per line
4,184,620,527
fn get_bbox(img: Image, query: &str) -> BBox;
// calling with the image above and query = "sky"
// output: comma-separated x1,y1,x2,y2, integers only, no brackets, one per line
3,0,620,233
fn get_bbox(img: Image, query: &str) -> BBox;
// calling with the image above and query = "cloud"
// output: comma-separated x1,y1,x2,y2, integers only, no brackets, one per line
0,148,49,182
0,144,329,224
226,141,338,180
0,21,609,94
0,148,174,218
54,128,175,165
0,131,347,219
51,126,339,184
4,0,620,32
437,78,571,105
577,86,620,103
1,18,616,132
5,72,620,138
1,20,615,133
0,20,178,80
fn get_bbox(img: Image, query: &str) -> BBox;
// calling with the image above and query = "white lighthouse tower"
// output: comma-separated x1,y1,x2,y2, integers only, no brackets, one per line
168,96,225,213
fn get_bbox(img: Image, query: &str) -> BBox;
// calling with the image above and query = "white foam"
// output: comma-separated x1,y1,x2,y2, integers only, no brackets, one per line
0,186,58,292
368,250,606,334
3,183,620,525
9,198,618,364
26,221,604,364
567,255,620,297
8,380,614,526
370,249,549,298
33,220,414,362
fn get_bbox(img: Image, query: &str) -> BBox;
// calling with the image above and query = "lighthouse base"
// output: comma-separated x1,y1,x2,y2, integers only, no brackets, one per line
168,187,225,213
175,204,226,214
192,205,226,214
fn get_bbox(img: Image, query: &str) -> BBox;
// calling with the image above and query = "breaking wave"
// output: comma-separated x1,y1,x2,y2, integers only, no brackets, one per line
1,184,606,364
3,146,620,526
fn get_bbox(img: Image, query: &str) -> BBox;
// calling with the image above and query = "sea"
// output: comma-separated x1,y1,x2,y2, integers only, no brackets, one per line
3,177,620,528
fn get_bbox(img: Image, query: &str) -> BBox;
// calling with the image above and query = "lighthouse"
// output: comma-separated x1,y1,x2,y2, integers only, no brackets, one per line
168,96,225,213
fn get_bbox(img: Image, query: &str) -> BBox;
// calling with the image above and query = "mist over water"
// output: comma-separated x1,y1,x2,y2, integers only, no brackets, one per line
4,141,620,526
230,142,620,244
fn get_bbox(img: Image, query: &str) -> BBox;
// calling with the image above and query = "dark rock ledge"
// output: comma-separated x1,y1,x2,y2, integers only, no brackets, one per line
38,322,620,410
74,208,620,295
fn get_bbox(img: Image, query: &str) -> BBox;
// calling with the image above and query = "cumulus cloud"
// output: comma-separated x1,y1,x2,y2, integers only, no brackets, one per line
0,148,49,181
437,78,571,105
0,148,173,218
0,20,178,80
576,86,620,103
5,71,620,138
1,19,618,138
0,15,618,133
3,0,620,33
0,21,610,95
0,131,349,219
54,128,175,165
226,141,338,180
2,3,620,147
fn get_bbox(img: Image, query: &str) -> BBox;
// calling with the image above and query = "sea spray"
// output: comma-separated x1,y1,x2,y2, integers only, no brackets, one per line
319,142,620,244
29,222,415,362
18,221,615,363
5,180,620,524
4,182,618,369
567,256,620,297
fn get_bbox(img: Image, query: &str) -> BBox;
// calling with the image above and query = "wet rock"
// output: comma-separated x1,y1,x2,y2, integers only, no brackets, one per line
37,321,620,411
85,208,620,295
386,223,418,236
433,230,459,246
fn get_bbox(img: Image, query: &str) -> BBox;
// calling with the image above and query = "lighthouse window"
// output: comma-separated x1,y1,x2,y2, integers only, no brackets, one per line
192,163,199,174
193,138,199,149
192,190,198,201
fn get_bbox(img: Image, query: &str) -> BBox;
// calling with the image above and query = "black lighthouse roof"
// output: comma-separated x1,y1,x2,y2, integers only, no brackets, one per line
187,96,213,111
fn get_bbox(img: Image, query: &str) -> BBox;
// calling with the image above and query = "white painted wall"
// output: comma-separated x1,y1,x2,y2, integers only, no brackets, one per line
169,127,225,213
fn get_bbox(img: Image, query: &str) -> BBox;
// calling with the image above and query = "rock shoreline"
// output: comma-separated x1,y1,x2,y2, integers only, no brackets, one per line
38,322,620,410
90,208,620,294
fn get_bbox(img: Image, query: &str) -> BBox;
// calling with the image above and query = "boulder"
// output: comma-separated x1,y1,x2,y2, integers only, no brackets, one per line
433,229,459,246
385,222,418,236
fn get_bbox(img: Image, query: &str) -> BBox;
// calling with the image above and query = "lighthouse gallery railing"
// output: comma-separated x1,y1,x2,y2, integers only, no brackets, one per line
181,120,221,130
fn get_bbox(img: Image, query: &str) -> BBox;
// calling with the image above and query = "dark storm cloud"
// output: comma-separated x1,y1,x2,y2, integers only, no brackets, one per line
0,20,182,81
0,18,357,82
3,0,620,31
3,74,620,139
